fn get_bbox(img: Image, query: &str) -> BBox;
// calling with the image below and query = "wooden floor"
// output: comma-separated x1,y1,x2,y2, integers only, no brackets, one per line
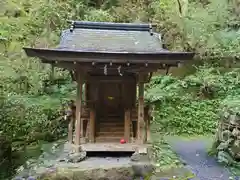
80,143,149,152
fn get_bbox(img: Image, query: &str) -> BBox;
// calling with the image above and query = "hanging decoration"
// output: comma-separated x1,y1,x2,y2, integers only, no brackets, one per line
104,64,107,75
118,65,123,76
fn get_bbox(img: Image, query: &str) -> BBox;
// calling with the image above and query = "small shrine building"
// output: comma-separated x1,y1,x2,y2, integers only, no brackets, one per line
24,21,194,152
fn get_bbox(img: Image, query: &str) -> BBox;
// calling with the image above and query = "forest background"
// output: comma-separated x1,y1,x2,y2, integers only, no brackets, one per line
0,0,240,178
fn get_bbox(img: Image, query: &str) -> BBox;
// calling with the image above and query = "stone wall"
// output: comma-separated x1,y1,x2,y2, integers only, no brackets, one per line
211,110,240,165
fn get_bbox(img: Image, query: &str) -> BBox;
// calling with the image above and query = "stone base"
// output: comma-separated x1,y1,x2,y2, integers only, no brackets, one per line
71,137,86,153
80,137,86,144
130,150,155,178
40,161,155,180
137,147,148,154
130,137,136,143
72,146,82,153
131,162,155,178
72,137,86,144
41,166,134,180
67,151,87,163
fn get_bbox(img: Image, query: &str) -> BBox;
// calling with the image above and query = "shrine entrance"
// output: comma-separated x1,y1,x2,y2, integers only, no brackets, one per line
90,76,136,143
98,82,123,118
96,82,124,142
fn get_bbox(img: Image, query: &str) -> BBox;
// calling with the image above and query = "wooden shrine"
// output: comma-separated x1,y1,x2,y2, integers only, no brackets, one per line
24,21,194,152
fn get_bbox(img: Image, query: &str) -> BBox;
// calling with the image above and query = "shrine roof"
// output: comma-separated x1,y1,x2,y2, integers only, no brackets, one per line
57,21,163,53
23,21,195,64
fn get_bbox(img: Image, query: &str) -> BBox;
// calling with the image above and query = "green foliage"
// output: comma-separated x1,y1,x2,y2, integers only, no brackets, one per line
152,137,182,168
221,94,240,114
153,98,219,134
150,0,240,59
147,66,240,135
0,83,76,149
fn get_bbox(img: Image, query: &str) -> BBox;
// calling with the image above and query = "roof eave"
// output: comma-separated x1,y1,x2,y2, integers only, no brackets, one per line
23,47,195,64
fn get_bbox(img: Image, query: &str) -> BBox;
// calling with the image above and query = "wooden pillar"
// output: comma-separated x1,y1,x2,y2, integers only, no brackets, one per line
68,117,73,143
146,117,151,143
84,83,88,105
80,111,84,142
75,73,83,150
137,74,145,144
145,108,151,143
89,109,95,142
124,109,131,142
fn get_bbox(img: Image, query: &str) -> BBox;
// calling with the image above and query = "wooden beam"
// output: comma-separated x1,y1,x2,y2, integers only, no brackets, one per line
41,56,188,64
86,75,136,82
42,61,177,75
137,74,145,144
124,109,131,142
75,72,83,151
89,109,95,143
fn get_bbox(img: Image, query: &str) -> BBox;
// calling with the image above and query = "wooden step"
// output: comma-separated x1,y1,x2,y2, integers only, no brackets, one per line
99,118,123,121
95,136,123,142
99,121,124,124
99,115,122,119
99,124,124,128
97,131,124,136
99,126,124,129
99,125,124,129
99,120,123,122
99,123,124,126
96,118,125,143
98,127,124,133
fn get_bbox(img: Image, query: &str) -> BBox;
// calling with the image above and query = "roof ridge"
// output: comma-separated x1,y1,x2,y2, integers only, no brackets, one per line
68,20,156,32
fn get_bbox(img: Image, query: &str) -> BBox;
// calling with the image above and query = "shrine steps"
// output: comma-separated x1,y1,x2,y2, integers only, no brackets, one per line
95,136,123,142
96,117,124,143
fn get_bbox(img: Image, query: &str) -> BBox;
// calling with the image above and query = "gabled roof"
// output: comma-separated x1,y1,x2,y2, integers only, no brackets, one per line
23,21,195,65
58,21,163,53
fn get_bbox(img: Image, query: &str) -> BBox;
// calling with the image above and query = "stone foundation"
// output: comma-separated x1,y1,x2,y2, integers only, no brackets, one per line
38,150,155,180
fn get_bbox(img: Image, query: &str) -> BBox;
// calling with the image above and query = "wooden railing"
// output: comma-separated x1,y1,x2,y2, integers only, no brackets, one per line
81,105,90,119
130,106,152,121
129,105,152,143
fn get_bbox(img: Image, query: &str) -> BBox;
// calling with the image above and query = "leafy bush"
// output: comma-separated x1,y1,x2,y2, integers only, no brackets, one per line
0,82,76,149
147,66,240,135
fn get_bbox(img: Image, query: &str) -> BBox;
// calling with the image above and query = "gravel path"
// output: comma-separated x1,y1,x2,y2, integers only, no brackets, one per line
165,136,233,180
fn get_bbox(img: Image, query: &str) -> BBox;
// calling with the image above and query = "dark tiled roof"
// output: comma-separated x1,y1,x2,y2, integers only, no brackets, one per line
58,21,165,53
23,21,195,66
